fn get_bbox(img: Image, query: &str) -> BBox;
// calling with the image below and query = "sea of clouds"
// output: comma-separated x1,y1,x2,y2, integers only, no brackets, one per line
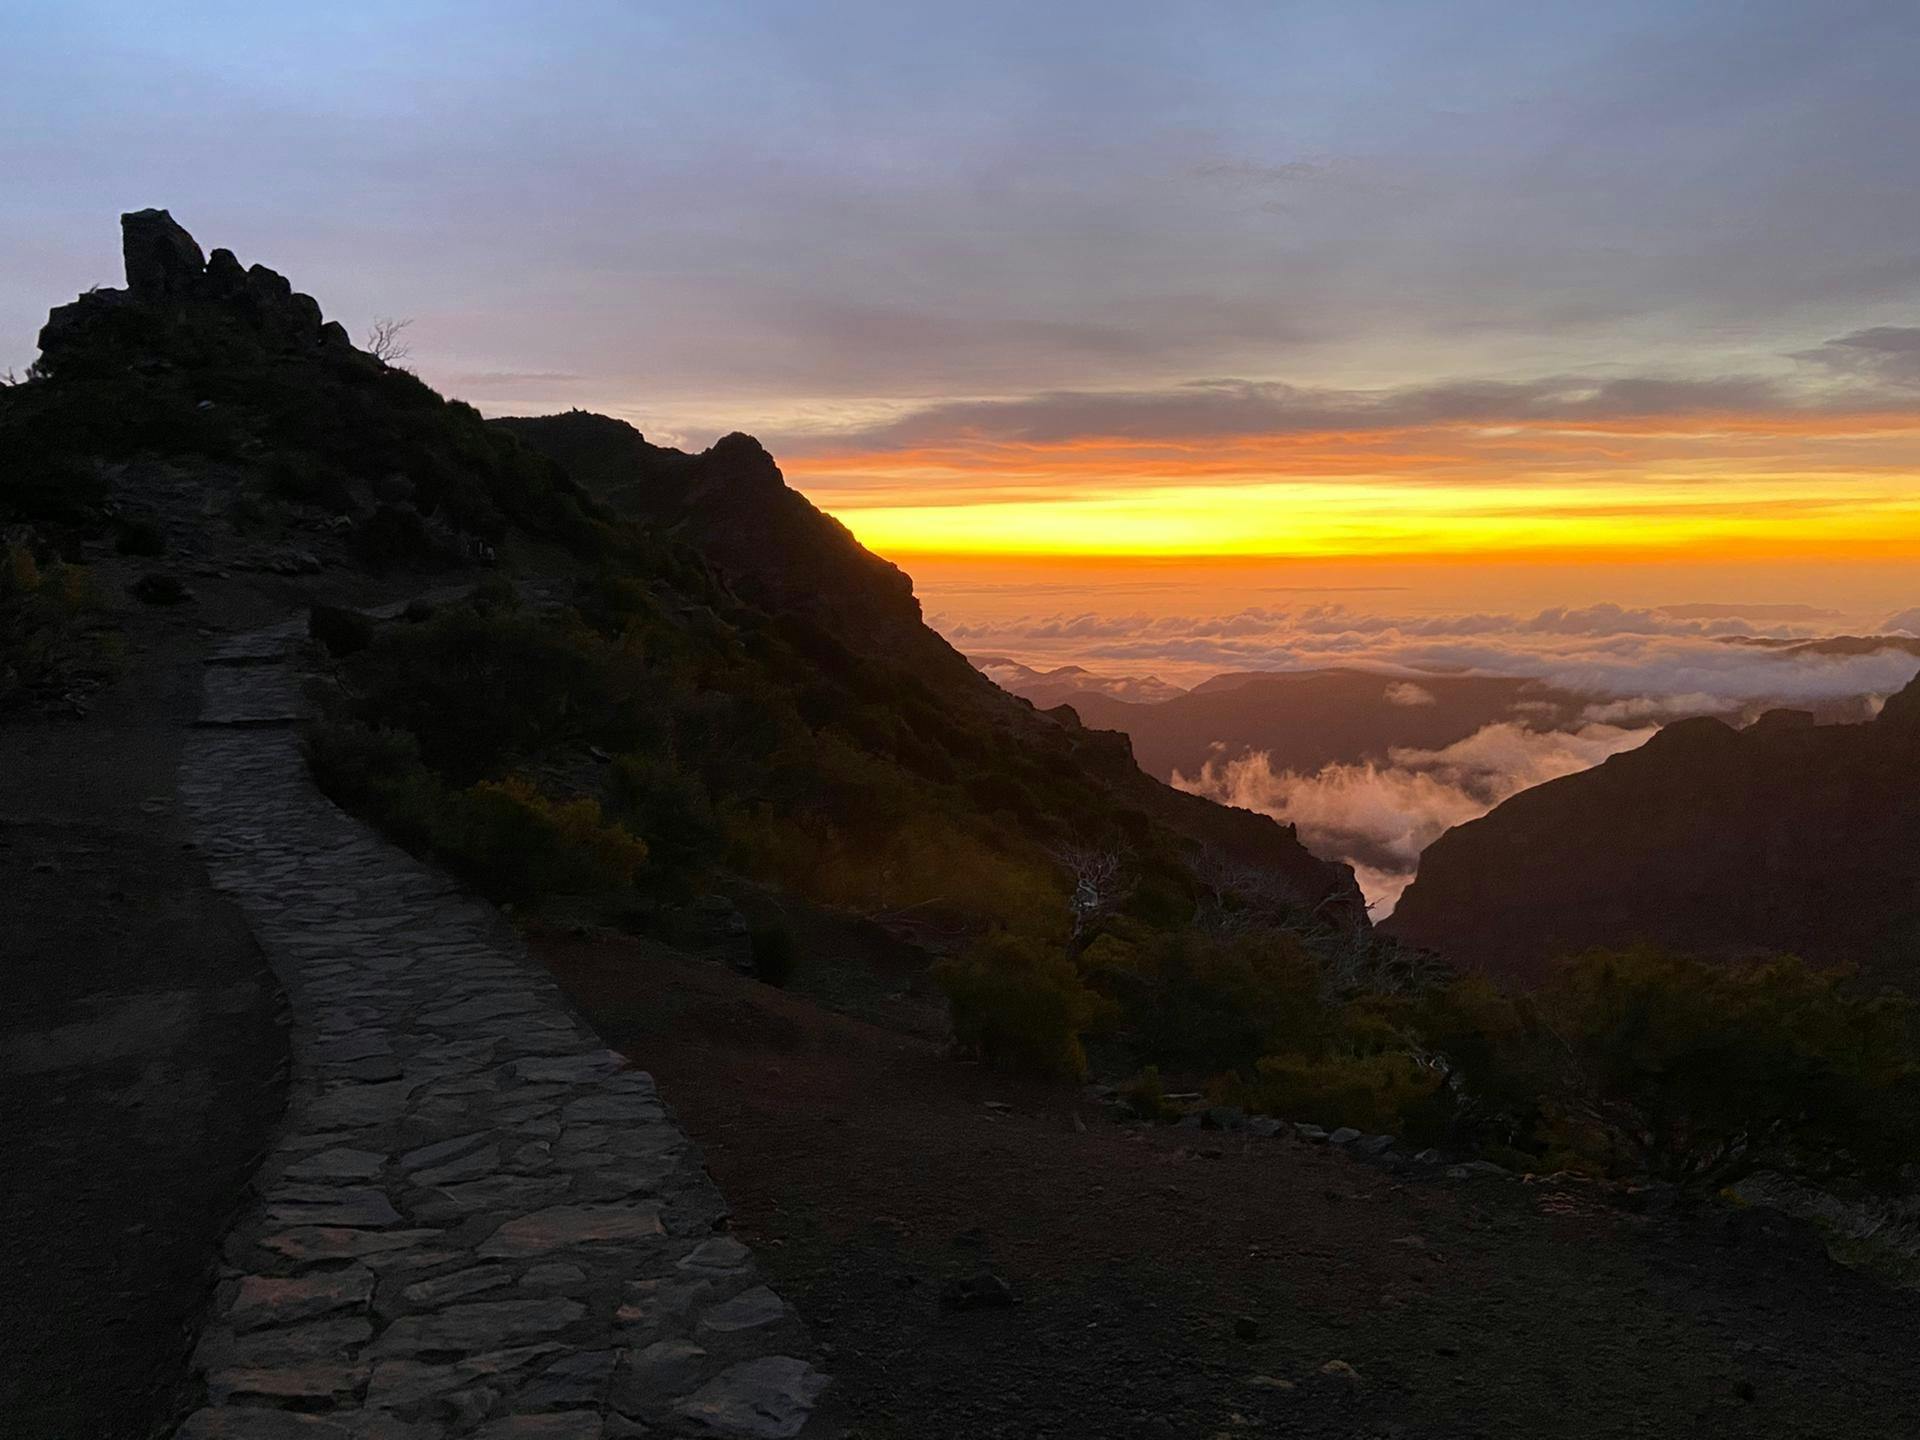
942,600,1920,914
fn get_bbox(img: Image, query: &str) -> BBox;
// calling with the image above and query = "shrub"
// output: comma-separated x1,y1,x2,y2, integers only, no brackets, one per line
611,754,720,870
729,807,1063,935
0,545,108,713
749,922,797,986
335,603,638,783
936,932,1112,1081
459,776,649,903
1105,925,1327,1073
1125,1064,1172,1121
1234,1050,1446,1137
1424,948,1920,1187
308,719,647,906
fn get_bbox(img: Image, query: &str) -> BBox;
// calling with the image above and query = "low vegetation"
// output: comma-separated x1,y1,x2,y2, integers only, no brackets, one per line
0,536,113,715
1429,949,1920,1187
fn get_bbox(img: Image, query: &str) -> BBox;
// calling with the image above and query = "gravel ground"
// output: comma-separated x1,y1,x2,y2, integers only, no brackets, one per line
542,929,1920,1440
0,588,289,1439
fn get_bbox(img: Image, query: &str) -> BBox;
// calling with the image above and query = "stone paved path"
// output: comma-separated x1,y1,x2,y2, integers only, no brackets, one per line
170,618,831,1439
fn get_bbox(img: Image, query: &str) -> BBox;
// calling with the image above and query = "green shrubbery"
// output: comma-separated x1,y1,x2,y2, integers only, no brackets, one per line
1233,1051,1447,1138
307,718,646,904
1103,925,1325,1073
0,539,111,713
1427,948,1920,1185
307,583,1075,933
926,873,1920,1190
936,932,1114,1081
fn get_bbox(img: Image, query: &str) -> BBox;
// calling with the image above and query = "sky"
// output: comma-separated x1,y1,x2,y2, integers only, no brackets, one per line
7,1,1920,572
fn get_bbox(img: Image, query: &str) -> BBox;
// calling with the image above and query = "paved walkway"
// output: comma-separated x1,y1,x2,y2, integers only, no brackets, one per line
171,618,830,1439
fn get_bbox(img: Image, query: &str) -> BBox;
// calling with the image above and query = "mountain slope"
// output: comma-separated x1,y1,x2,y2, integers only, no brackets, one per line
1385,680,1920,986
1,210,1361,953
494,409,1364,921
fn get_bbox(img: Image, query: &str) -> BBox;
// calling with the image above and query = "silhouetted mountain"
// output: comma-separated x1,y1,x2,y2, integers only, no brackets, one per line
4,212,1363,938
1715,634,1920,659
971,656,1188,709
493,411,1360,918
493,411,955,677
1385,676,1920,986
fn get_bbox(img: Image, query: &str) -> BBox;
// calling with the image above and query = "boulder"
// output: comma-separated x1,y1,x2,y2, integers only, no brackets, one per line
203,247,247,297
121,208,205,299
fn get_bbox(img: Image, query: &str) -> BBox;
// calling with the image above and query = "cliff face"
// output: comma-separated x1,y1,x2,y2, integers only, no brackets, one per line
1384,678,1920,986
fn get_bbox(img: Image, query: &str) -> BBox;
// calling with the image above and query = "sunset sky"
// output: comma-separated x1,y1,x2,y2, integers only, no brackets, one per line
6,1,1920,573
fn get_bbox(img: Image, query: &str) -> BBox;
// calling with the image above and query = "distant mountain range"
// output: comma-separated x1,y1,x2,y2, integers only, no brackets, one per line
980,646,1920,785
999,668,1582,782
969,656,1188,709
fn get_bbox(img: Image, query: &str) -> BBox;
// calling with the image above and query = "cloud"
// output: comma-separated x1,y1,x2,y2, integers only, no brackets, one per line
1794,326,1920,387
943,601,1920,711
1175,721,1657,915
796,372,1815,454
443,370,583,389
1886,607,1920,636
1383,681,1436,707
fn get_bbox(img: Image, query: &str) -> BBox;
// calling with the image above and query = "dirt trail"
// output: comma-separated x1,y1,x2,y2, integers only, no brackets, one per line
543,930,1920,1440
0,564,435,1437
0,589,289,1438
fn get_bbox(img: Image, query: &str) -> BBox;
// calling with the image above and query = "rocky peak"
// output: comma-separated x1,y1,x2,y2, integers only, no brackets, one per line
36,209,354,374
1745,707,1816,734
121,208,206,300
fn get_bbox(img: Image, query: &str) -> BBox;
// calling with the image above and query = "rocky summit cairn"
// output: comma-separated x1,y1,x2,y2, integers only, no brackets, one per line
35,208,354,368
121,207,207,301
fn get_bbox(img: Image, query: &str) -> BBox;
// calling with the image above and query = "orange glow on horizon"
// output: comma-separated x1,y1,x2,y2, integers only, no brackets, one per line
780,410,1920,562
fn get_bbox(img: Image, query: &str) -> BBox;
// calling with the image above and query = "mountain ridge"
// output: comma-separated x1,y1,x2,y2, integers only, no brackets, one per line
1385,678,1920,985
0,208,1362,938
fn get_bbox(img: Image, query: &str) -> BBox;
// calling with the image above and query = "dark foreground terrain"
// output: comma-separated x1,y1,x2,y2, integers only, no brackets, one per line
0,587,290,1438
543,929,1920,1440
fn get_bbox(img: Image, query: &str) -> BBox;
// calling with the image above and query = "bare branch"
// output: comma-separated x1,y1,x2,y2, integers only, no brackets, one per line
1050,841,1135,959
364,316,414,367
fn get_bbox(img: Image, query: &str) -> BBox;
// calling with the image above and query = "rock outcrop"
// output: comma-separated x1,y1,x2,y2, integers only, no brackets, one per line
36,208,353,372
121,207,206,299
1385,673,1920,986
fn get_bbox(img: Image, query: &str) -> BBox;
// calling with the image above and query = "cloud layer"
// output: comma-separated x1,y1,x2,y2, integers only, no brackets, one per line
1176,721,1656,916
941,600,1920,713
953,596,1920,912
